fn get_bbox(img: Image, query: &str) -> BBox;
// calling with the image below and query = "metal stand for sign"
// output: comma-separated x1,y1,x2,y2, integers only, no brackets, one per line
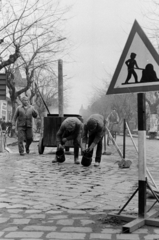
109,93,159,233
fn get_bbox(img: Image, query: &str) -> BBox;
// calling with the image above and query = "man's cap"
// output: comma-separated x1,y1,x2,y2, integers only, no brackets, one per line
64,118,77,132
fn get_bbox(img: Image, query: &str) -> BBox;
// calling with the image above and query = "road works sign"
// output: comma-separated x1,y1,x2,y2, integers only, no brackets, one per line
0,74,6,100
106,20,159,95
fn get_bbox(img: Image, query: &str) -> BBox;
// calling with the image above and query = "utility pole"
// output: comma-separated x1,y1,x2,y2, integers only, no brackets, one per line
58,59,64,117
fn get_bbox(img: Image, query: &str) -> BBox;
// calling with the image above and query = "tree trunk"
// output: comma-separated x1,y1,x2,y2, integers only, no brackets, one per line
11,100,16,120
149,104,157,114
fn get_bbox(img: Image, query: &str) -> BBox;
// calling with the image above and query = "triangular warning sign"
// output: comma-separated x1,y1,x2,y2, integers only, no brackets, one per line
106,20,159,95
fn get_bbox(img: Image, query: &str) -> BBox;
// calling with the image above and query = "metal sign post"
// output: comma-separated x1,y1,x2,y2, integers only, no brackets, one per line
138,93,146,218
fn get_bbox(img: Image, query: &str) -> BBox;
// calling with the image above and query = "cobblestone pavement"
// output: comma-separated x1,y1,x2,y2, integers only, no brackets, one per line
0,136,159,239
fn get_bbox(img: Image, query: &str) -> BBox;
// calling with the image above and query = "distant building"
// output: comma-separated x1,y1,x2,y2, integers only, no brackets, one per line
0,68,25,121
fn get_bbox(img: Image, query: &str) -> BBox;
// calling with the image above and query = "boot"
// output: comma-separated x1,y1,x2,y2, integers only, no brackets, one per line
25,145,30,154
74,158,80,164
94,162,100,167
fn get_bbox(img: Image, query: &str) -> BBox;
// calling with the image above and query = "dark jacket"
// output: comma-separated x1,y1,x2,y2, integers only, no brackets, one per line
56,117,83,146
83,114,105,145
12,105,38,127
107,110,119,131
107,110,119,124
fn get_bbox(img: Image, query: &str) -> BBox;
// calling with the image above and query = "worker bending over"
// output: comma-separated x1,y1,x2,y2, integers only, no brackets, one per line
55,117,83,164
82,114,106,167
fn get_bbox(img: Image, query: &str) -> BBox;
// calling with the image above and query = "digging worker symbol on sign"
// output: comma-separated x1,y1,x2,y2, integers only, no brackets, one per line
124,52,140,84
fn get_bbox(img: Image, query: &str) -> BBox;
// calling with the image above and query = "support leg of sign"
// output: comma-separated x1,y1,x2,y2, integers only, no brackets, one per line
117,187,138,215
126,120,158,189
123,119,126,159
109,93,159,233
147,182,159,212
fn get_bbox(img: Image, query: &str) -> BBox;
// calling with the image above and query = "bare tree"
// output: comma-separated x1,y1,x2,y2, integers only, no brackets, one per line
146,92,159,114
141,1,159,129
0,0,69,118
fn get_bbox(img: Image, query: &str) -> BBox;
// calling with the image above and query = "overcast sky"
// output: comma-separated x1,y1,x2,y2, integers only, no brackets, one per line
59,0,153,114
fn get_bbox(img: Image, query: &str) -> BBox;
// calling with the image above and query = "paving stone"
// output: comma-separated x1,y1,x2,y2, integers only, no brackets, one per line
67,210,86,214
0,218,9,223
33,204,50,209
7,204,29,209
57,219,74,225
0,190,6,192
12,218,30,224
80,219,95,225
0,203,11,208
46,232,86,239
9,214,23,218
7,209,22,213
102,228,121,234
116,234,140,239
144,234,159,240
134,229,149,234
57,202,78,208
0,232,4,237
46,210,62,214
89,233,111,239
5,232,43,238
23,225,56,231
61,227,92,232
25,210,42,213
49,215,68,220
3,227,18,231
27,214,45,219
20,239,42,240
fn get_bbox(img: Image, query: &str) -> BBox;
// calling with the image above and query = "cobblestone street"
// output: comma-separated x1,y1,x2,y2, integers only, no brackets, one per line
0,136,159,239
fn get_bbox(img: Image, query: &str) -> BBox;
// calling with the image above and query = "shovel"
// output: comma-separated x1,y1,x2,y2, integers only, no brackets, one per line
105,126,132,168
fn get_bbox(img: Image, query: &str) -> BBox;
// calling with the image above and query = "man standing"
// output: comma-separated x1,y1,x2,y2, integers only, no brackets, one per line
12,96,38,156
107,109,119,145
82,114,106,167
55,117,83,164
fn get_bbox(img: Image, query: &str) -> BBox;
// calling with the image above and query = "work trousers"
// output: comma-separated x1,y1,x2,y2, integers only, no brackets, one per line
88,134,103,163
17,126,33,154
61,134,79,160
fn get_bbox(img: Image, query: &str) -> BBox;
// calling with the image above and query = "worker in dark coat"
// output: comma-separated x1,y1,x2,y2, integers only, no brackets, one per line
107,109,119,145
55,117,83,164
82,114,106,167
12,96,38,156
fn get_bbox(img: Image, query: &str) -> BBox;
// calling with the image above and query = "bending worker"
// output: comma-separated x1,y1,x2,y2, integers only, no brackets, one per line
55,117,83,164
12,96,38,156
82,113,106,167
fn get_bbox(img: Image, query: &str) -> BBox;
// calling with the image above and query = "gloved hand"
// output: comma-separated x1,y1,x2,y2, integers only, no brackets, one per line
12,125,18,136
58,144,64,150
81,148,86,156
85,146,93,153
12,125,16,130
62,138,67,144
